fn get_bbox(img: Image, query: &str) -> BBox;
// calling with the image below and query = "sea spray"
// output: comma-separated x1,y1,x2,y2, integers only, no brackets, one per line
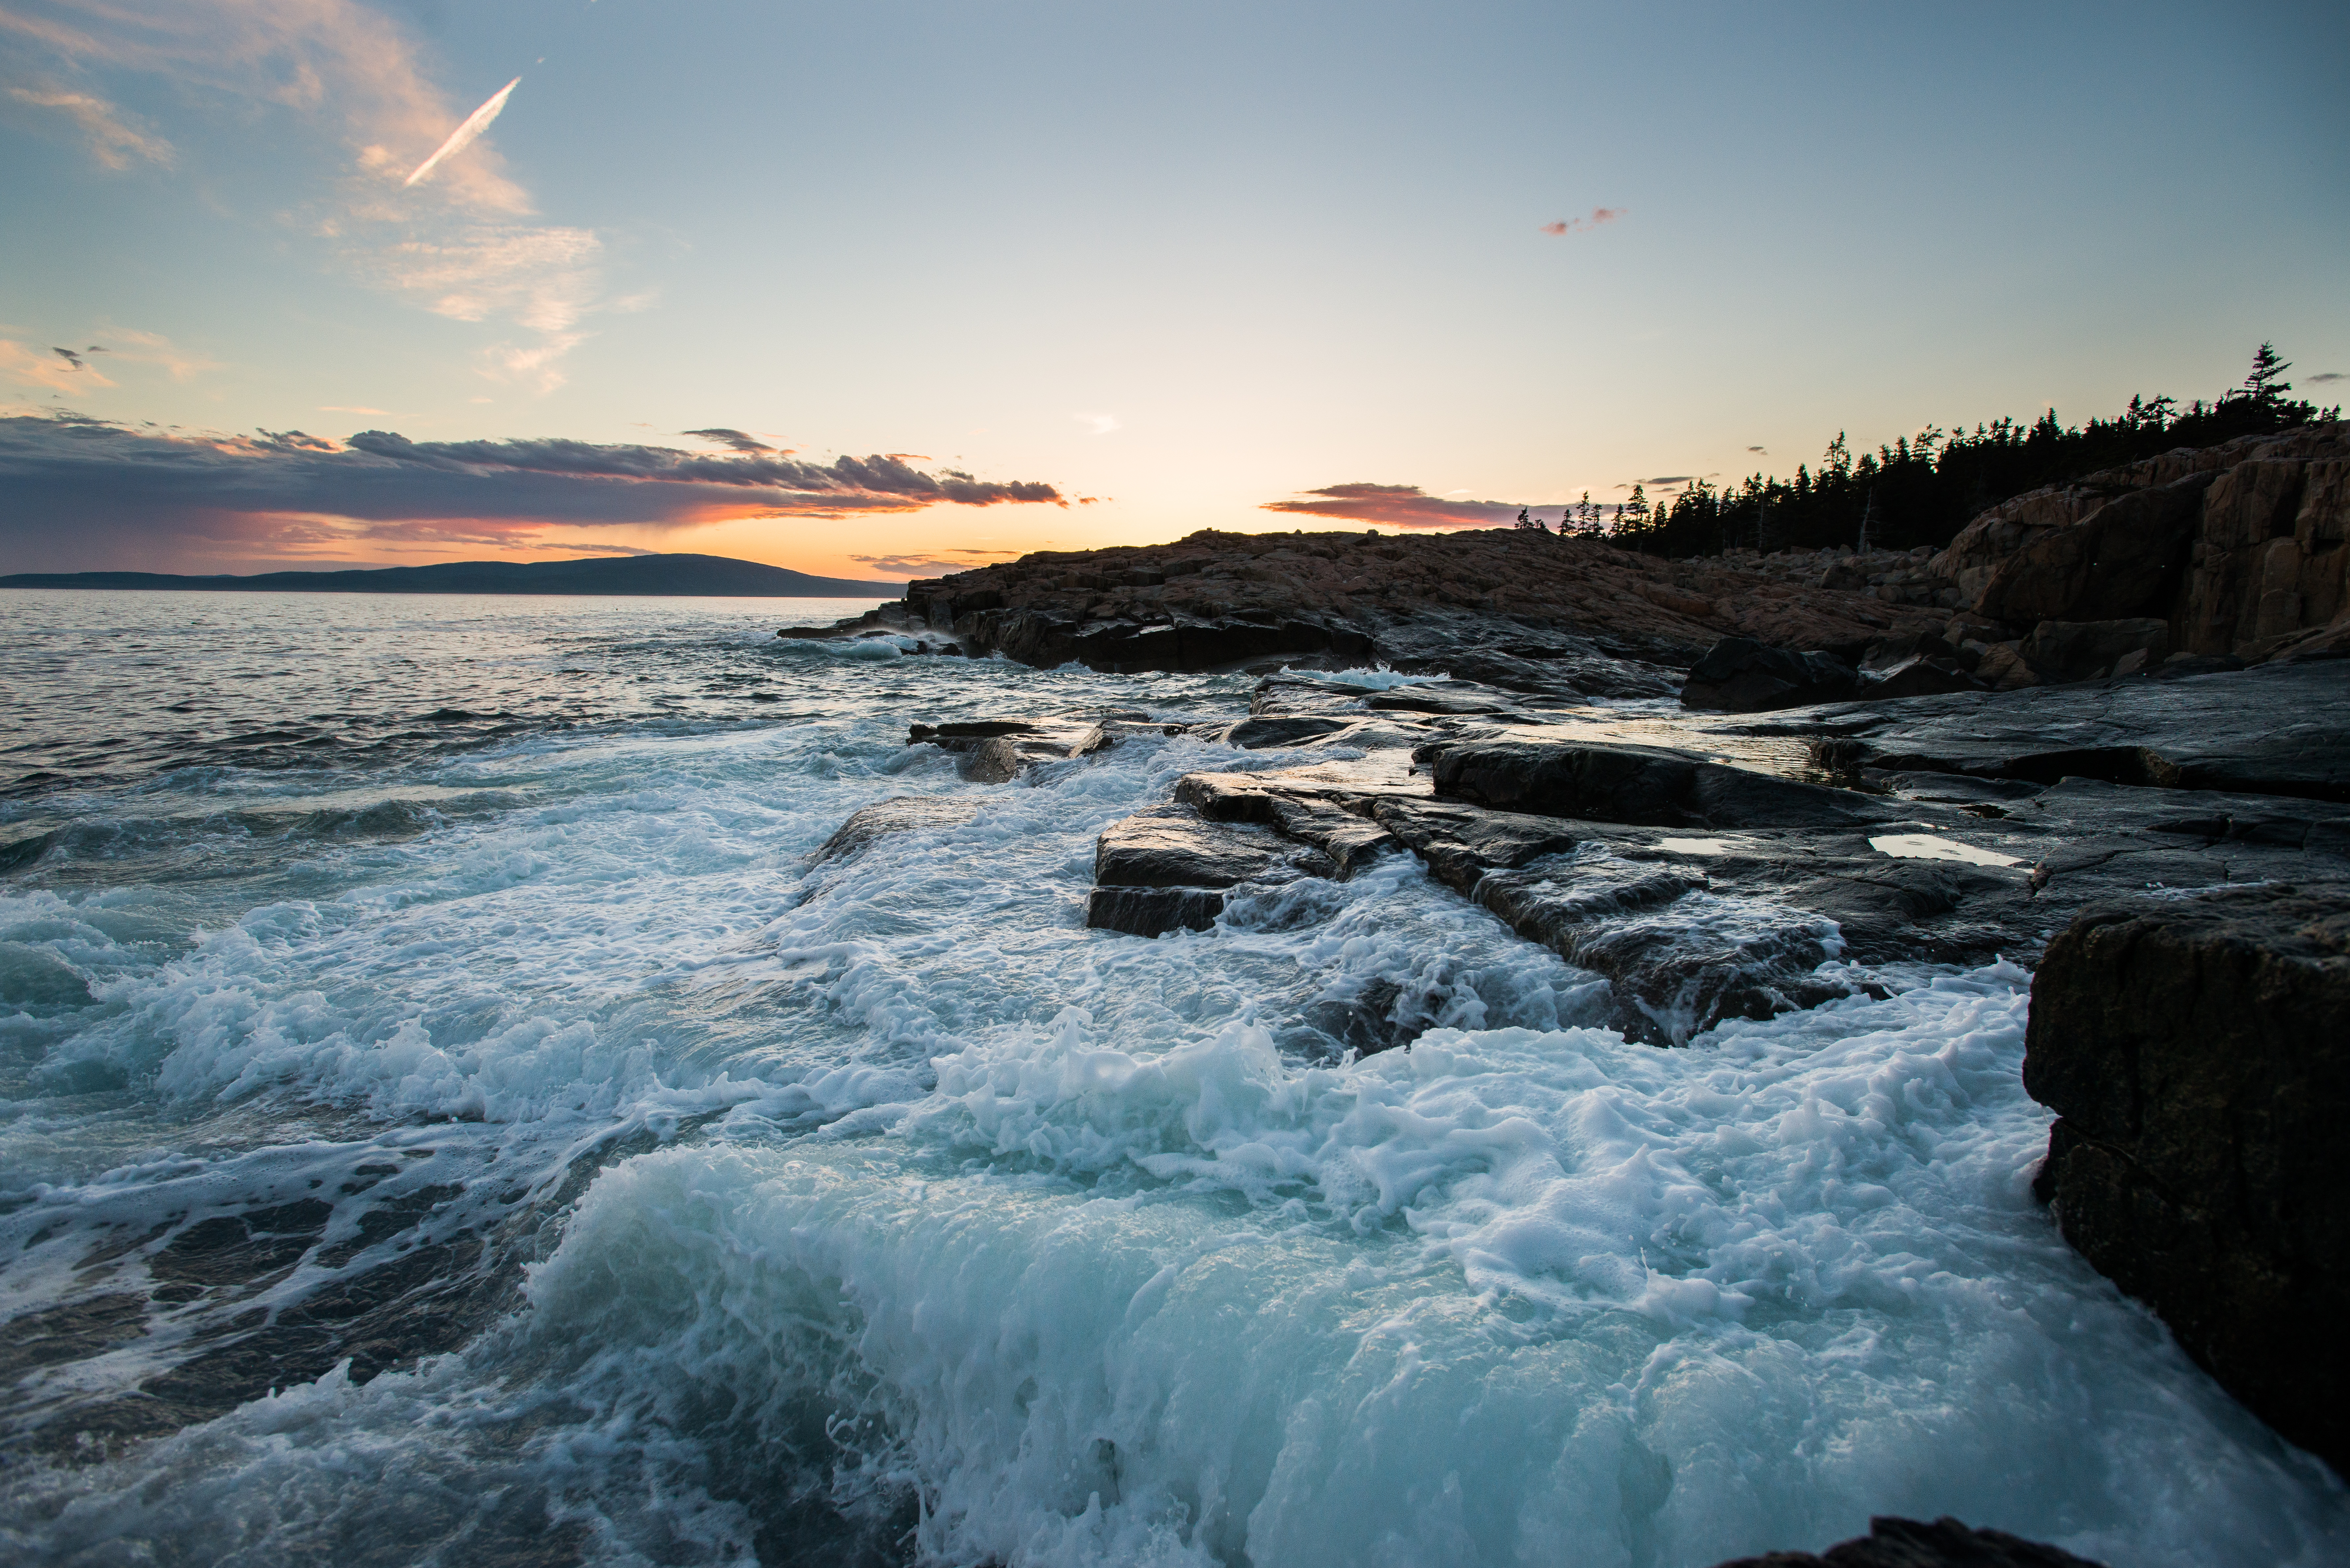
3,592,2344,1567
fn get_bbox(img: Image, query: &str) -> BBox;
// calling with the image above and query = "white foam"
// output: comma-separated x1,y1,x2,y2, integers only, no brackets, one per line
1307,666,1445,689
5,601,2345,1567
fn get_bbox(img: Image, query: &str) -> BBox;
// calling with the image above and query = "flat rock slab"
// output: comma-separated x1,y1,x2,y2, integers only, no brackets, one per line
1748,659,2350,801
1415,735,1903,830
2025,881,2350,1478
1084,804,1345,938
1094,805,1288,889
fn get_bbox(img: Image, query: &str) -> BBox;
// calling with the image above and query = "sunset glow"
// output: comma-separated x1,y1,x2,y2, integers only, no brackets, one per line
3,1,2343,578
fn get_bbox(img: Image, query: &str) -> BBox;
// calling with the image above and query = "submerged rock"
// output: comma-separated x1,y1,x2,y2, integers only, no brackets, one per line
1709,1515,2106,1567
2025,882,2350,1478
809,796,984,866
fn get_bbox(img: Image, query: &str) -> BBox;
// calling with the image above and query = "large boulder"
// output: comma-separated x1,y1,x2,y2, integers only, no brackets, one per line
1709,1515,2104,1568
1930,423,2350,665
1681,637,1860,712
2024,883,2350,1476
1085,804,1347,938
1973,473,2211,625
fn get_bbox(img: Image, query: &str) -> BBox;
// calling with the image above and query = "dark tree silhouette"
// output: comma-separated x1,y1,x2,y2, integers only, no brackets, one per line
1598,344,2337,560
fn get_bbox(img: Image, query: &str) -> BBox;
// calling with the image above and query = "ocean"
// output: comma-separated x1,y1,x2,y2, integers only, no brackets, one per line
2,589,2342,1567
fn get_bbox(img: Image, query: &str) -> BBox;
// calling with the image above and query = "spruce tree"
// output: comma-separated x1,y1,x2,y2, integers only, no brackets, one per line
2241,343,2293,405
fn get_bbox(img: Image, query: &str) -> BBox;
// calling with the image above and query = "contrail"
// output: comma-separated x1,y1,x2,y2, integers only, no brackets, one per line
404,76,520,187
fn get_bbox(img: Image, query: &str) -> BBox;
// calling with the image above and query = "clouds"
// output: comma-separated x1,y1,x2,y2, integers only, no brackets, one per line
0,327,215,395
6,85,172,168
2310,372,2345,385
0,339,109,391
850,554,975,576
1260,482,1525,530
5,1,608,388
0,412,1065,572
1540,207,1624,236
684,428,778,453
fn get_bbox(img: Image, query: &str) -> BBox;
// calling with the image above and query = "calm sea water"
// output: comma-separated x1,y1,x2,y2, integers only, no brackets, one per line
2,590,2343,1568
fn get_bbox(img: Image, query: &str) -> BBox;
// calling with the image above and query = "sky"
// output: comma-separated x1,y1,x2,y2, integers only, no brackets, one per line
2,0,2345,579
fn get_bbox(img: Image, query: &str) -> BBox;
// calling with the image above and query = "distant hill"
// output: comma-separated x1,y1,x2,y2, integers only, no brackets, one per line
0,553,906,598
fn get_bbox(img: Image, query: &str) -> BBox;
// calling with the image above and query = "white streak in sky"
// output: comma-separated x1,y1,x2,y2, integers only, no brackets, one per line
404,77,520,188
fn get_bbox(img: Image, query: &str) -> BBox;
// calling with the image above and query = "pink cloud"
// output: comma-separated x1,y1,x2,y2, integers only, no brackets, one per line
1260,482,1525,531
1540,207,1626,236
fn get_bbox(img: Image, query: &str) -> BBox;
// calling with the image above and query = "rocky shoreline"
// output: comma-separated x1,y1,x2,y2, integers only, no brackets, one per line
790,425,2348,1555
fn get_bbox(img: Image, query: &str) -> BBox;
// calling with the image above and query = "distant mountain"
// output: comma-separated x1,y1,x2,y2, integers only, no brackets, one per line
0,553,906,598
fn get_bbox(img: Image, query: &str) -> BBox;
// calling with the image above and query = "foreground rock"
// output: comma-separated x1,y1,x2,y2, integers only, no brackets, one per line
1075,668,2350,1041
1084,805,1337,937
1710,1516,2104,1568
2024,883,2350,1477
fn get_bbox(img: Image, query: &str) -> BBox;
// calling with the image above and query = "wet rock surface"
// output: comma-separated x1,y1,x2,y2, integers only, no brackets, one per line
1085,803,1348,938
1765,660,2350,801
1066,672,2350,1042
1709,1515,2106,1568
2024,882,2350,1478
809,795,986,866
1417,734,1901,830
1681,637,1862,712
907,718,1112,783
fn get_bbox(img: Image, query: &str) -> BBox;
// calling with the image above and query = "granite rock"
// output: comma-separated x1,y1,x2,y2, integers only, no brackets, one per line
2024,882,2350,1477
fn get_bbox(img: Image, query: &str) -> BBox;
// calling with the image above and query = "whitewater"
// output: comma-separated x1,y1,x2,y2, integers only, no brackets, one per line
1,590,2342,1568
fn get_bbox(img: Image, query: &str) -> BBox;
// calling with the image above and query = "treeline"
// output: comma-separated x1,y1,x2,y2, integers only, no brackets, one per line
1518,345,2338,559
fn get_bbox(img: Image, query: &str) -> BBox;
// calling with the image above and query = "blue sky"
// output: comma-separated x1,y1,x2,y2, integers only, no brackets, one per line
3,0,2344,575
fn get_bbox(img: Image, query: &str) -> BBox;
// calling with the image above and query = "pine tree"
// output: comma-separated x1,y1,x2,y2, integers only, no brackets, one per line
2241,343,2293,405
